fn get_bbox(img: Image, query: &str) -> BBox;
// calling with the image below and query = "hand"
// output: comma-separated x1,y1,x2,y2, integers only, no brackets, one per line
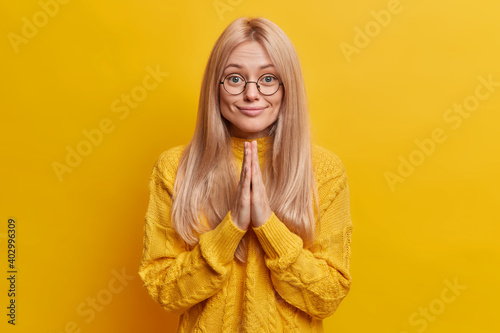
231,141,272,230
249,140,272,228
231,141,252,231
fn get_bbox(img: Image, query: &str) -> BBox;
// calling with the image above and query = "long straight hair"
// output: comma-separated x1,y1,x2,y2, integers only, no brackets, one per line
171,17,320,263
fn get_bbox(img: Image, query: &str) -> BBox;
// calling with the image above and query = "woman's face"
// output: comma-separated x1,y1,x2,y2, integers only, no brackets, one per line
219,41,283,140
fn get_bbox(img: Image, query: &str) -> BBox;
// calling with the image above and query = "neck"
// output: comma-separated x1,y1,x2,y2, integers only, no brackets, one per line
230,135,272,161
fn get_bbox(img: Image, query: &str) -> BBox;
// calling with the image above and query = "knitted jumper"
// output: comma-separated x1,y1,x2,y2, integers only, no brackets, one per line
138,135,353,332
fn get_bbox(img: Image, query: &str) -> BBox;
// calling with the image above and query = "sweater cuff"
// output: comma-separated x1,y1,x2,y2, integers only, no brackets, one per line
252,212,303,261
199,210,247,268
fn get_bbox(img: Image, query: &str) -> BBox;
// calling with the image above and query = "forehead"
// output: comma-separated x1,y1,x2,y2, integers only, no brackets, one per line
224,41,274,70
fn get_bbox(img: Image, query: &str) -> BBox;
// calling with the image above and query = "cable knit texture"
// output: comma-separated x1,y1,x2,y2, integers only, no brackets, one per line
138,135,353,332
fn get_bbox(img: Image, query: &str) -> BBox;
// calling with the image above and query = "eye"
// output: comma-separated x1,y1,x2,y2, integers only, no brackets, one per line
259,74,278,85
226,74,244,84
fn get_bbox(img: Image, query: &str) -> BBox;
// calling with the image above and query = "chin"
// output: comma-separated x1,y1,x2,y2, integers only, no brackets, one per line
237,124,273,136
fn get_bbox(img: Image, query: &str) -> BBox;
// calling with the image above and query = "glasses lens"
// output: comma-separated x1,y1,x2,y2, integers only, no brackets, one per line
258,74,280,95
224,74,245,94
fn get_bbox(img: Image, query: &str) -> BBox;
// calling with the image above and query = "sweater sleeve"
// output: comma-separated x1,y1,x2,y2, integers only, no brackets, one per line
251,158,353,320
138,150,247,314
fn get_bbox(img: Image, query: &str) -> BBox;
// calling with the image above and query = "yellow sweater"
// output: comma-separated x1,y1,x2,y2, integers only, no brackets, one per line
138,135,353,332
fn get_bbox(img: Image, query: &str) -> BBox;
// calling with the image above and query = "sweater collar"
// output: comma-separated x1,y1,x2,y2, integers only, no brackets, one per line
230,135,273,161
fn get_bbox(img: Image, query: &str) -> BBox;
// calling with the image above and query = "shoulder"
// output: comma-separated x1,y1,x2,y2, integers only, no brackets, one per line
312,144,348,190
151,144,187,187
155,144,187,171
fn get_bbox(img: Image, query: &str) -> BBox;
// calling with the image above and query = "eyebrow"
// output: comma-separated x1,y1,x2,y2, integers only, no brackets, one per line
224,63,275,70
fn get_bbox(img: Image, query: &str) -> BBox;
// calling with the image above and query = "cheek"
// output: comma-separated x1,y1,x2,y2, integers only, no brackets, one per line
219,89,236,109
270,93,283,109
219,87,227,107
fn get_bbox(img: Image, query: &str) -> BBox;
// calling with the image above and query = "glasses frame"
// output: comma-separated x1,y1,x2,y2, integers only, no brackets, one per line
219,72,284,96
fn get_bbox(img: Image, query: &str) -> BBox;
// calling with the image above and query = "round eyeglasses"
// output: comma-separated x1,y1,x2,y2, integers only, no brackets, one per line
220,73,283,96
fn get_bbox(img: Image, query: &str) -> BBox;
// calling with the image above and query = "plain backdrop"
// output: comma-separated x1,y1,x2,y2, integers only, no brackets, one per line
1,0,499,332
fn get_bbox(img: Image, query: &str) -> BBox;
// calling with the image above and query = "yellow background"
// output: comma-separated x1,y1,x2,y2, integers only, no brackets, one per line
1,0,499,332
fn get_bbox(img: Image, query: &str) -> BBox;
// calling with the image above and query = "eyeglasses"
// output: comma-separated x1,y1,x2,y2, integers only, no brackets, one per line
220,73,283,96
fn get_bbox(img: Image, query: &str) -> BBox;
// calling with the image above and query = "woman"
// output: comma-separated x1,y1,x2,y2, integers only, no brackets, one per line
138,17,353,332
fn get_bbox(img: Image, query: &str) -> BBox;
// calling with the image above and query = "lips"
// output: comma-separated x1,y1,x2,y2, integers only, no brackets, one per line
237,106,267,117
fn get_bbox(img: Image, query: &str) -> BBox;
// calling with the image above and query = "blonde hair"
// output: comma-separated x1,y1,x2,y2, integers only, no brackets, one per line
171,17,320,263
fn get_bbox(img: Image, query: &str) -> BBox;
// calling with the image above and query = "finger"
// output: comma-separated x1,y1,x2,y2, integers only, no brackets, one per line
249,141,258,196
255,142,264,185
246,148,252,187
246,141,252,181
243,142,252,190
252,140,260,178
237,146,250,218
241,142,252,184
236,142,248,202
240,142,247,180
252,141,267,197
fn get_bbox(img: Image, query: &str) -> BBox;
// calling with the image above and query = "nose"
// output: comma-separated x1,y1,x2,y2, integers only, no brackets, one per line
243,81,260,101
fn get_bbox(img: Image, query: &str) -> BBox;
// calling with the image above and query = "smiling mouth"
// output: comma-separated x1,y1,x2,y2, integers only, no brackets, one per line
237,106,267,111
237,106,267,116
